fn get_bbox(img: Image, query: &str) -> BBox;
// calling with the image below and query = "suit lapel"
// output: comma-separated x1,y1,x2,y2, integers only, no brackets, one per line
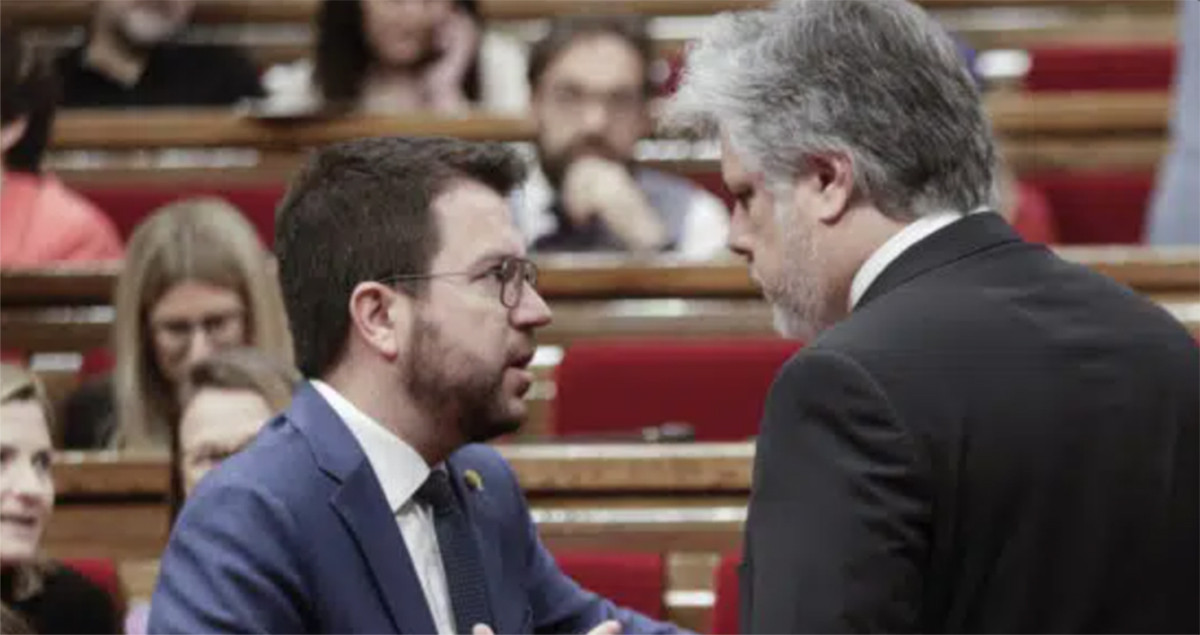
332,464,438,635
858,212,1027,308
287,384,437,635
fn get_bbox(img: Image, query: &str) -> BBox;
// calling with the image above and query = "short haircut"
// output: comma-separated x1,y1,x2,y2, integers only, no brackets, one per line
180,347,301,414
665,0,996,220
0,28,60,173
527,14,654,97
274,136,525,378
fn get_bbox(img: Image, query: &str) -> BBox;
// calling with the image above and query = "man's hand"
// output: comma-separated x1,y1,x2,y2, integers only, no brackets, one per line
561,157,668,253
472,619,622,635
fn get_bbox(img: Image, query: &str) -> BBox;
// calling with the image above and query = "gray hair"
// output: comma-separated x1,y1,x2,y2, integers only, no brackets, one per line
665,0,997,221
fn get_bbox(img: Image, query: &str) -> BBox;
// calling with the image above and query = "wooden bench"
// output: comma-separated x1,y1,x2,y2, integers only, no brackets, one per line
50,444,751,631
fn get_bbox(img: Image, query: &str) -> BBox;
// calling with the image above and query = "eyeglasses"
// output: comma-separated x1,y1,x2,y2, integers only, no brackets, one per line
544,83,645,119
380,256,540,309
150,309,247,354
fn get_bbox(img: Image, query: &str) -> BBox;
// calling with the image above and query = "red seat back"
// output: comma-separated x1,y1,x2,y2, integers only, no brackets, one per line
555,552,666,620
61,557,120,601
1011,181,1059,244
711,552,741,634
78,183,285,247
1025,45,1176,92
1022,171,1154,244
553,339,801,441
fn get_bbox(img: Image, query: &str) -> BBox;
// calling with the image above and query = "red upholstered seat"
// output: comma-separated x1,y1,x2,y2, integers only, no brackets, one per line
77,183,286,247
1021,171,1154,244
61,557,121,601
1011,182,1059,244
553,339,801,441
710,552,741,634
1024,45,1176,92
554,552,666,620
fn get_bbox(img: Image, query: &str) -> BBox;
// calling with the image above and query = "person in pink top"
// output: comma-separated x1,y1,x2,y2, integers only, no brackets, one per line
1,30,122,266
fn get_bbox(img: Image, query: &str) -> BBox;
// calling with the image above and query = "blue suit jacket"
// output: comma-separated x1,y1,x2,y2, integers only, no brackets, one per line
149,383,680,634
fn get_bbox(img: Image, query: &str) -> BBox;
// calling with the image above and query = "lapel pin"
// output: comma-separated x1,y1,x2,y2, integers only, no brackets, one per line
464,469,485,492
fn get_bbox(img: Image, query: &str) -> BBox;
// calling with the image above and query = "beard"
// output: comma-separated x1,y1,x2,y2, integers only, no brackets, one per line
405,314,522,445
760,204,830,342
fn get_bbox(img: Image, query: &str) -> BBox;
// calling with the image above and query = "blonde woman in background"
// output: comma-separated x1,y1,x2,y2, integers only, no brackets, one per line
0,364,119,634
62,198,292,450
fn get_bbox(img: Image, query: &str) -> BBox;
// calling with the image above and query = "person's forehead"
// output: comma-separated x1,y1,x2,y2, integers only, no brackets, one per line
720,136,754,185
0,402,49,446
430,180,525,268
544,35,644,90
181,389,270,441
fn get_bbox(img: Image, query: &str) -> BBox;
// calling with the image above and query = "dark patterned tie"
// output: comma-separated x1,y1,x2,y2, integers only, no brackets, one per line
415,469,493,634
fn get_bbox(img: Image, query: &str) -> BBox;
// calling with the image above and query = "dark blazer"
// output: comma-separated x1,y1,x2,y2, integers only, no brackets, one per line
148,383,679,634
741,213,1199,633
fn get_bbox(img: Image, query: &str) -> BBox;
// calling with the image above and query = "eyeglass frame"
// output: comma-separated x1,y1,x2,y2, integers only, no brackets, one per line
149,308,248,354
377,256,540,310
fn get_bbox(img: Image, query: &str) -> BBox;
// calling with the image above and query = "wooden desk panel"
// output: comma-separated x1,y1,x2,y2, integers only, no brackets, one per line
48,92,1170,151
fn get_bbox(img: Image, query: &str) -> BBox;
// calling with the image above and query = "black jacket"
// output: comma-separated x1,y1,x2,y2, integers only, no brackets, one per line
742,213,1199,633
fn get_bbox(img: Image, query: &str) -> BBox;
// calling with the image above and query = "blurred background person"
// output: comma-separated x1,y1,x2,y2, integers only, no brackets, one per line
263,0,527,114
122,348,300,635
174,347,300,498
1,29,122,266
1146,0,1198,246
61,198,291,450
514,16,728,259
55,0,263,108
1,364,120,634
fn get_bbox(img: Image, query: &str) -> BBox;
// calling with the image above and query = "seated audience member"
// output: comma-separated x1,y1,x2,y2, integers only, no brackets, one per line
0,364,120,634
0,31,122,266
62,198,291,450
263,0,527,114
55,0,263,108
514,16,728,258
123,348,300,635
175,347,301,498
1147,0,1198,245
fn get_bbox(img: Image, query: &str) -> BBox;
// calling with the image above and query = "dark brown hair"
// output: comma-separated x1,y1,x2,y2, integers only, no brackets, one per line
0,27,60,173
274,136,525,378
527,14,654,97
313,0,482,106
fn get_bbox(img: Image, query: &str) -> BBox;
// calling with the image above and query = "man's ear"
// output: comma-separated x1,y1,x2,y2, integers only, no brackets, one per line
0,117,28,154
801,153,855,225
347,282,409,362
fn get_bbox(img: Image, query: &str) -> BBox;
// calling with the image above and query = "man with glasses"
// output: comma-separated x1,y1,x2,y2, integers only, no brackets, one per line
148,137,679,635
514,15,729,259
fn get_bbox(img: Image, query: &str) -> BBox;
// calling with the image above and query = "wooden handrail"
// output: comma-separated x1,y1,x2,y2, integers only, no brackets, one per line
52,443,755,498
4,0,1174,27
49,92,1171,151
4,247,1197,308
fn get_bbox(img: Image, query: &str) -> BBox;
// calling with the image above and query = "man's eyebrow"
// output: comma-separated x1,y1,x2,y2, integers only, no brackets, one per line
469,249,520,270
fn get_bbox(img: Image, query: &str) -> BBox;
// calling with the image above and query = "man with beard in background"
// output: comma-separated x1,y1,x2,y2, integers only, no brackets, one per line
149,137,680,635
513,15,728,259
56,0,263,108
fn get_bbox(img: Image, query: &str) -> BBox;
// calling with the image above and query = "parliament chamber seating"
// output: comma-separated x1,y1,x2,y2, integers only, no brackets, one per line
553,339,802,440
1023,171,1156,244
554,552,667,620
1024,45,1177,92
710,552,741,634
79,183,285,247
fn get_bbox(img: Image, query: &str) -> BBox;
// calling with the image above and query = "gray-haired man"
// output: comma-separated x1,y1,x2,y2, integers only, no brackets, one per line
667,0,1198,632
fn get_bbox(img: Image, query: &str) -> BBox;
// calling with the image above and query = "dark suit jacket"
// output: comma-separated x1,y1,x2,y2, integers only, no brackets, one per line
742,213,1199,633
149,384,679,634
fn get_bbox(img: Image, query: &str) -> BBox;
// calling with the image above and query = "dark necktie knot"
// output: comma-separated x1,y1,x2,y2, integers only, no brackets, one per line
415,469,457,516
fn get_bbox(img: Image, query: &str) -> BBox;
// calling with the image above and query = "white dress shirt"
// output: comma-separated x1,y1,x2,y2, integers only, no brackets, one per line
849,209,994,310
310,380,457,635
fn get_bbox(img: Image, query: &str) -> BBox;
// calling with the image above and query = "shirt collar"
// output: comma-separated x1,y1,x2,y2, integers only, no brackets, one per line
310,379,430,513
849,208,990,310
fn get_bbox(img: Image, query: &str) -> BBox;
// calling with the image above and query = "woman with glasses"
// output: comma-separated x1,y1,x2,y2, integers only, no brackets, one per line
62,198,292,450
1,364,120,634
